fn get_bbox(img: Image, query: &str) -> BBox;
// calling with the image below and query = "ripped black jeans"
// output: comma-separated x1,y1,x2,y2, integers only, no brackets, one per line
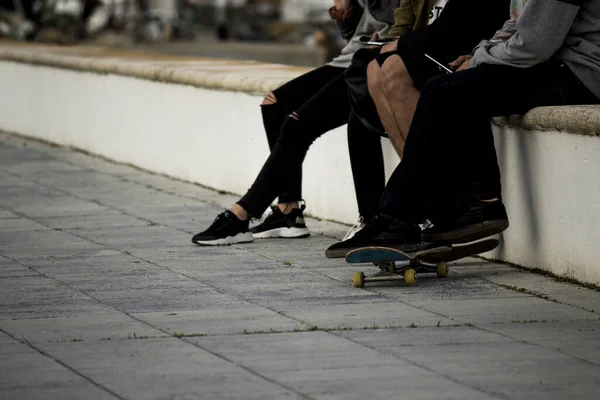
237,65,385,220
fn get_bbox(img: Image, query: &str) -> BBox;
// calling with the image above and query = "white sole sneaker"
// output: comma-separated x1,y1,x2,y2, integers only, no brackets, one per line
252,227,310,239
193,232,254,246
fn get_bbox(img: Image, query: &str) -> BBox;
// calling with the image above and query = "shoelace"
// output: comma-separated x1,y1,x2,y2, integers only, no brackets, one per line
209,212,232,233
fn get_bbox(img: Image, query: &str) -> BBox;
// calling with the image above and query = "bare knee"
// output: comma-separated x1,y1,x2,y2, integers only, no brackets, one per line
262,91,277,105
380,55,412,96
367,59,382,95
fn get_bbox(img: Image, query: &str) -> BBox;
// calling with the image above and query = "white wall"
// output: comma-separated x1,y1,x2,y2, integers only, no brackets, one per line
491,125,600,285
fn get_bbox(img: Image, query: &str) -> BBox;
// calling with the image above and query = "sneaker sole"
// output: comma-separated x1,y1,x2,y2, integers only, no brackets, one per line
193,232,254,246
252,227,310,239
325,241,442,260
422,219,509,244
325,247,355,259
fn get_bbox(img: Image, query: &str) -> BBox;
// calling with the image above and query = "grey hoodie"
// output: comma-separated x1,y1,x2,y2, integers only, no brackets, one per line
328,0,400,68
470,0,600,99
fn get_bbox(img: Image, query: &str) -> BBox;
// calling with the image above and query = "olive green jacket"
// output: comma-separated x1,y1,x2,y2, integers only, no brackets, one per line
386,0,437,38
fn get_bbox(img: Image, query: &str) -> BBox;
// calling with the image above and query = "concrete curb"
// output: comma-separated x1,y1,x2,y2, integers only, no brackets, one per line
2,43,599,135
493,105,600,137
0,44,309,95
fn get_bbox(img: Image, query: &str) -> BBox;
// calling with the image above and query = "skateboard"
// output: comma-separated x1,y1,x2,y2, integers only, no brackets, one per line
345,239,499,288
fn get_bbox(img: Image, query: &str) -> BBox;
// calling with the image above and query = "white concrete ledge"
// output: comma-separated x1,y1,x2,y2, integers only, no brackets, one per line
0,42,308,95
493,105,600,136
1,43,599,286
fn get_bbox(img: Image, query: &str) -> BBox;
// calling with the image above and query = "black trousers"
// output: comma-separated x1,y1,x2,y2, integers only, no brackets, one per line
237,65,385,220
380,60,600,224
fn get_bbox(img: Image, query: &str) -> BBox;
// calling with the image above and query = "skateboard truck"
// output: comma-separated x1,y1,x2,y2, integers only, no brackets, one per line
347,239,499,288
352,259,448,288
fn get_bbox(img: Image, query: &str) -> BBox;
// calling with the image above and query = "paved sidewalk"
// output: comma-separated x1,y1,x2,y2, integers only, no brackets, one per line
1,131,599,400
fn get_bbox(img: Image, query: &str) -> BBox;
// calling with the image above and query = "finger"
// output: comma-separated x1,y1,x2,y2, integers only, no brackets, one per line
449,56,465,68
372,32,379,41
457,62,469,72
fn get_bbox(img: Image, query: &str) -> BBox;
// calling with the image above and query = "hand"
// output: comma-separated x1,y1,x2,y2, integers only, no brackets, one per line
449,55,472,72
333,0,351,12
368,32,380,49
381,39,398,54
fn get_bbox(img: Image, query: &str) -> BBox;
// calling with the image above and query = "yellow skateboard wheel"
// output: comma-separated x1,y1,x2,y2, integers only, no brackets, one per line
404,268,417,286
352,272,365,288
436,262,448,278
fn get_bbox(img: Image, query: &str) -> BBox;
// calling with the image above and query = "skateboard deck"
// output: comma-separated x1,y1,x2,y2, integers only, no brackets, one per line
345,239,499,288
345,244,451,264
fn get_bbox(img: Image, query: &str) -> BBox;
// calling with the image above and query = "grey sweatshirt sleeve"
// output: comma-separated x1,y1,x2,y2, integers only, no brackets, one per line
470,0,582,68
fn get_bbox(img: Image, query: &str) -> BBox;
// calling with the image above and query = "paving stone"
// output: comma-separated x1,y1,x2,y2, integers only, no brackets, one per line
60,265,197,292
89,283,249,313
0,276,113,319
194,331,496,400
0,146,54,166
10,196,114,219
0,182,65,209
67,225,191,251
340,327,600,400
338,325,514,347
212,278,390,308
41,152,142,177
0,330,31,353
0,230,108,261
3,159,88,177
35,338,301,400
0,209,18,219
410,296,599,325
385,341,600,400
371,275,533,302
0,218,50,233
482,319,600,365
0,259,38,278
20,170,127,192
472,265,600,314
277,302,455,330
17,252,126,271
39,212,150,230
0,313,166,343
0,340,118,400
133,306,306,336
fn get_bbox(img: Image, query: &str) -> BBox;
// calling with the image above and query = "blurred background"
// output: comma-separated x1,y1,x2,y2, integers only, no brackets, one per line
0,0,345,66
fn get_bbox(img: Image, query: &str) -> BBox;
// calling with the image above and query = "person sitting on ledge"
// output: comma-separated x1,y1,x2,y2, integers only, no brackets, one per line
325,0,600,257
192,0,403,245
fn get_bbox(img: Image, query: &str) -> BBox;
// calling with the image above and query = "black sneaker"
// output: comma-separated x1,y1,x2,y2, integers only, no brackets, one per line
192,211,254,246
325,215,423,259
250,205,310,239
422,198,509,244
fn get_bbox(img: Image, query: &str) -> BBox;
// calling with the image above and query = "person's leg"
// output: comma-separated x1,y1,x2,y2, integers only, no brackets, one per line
327,60,599,254
258,66,345,215
381,61,600,243
345,47,388,135
361,0,511,157
238,72,351,217
193,70,350,245
345,111,385,233
368,53,421,158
